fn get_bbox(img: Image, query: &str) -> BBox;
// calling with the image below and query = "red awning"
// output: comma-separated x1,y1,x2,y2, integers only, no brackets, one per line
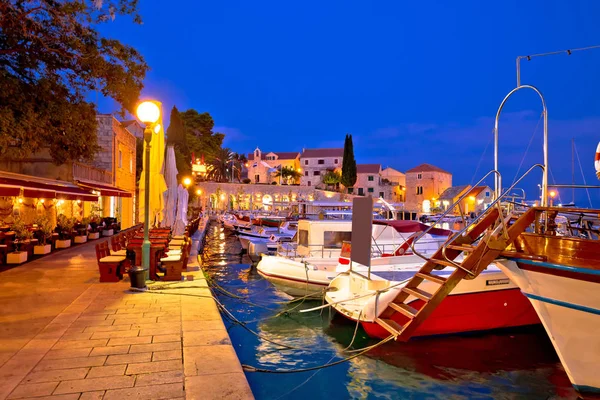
0,185,21,197
374,220,453,236
0,173,98,201
76,181,132,198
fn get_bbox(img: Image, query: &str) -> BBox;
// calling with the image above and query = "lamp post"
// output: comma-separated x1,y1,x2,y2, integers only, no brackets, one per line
136,101,161,280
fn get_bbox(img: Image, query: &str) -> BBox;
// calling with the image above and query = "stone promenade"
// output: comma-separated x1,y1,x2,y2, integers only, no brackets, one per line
0,236,253,400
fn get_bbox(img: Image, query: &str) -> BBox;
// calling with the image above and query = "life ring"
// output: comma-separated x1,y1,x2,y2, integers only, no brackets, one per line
269,234,276,241
596,142,600,180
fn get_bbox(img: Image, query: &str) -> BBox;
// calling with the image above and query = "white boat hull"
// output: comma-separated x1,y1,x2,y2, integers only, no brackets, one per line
494,259,600,394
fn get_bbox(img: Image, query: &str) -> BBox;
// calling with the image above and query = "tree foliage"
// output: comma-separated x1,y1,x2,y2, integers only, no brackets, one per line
179,109,224,163
206,147,233,183
321,170,341,190
274,166,302,184
0,0,148,164
231,152,247,182
166,106,186,148
341,134,357,189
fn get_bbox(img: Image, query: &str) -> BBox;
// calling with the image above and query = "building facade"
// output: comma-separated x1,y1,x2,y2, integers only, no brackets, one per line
437,185,493,214
246,148,300,184
352,164,382,197
380,167,406,203
299,148,344,187
405,163,452,212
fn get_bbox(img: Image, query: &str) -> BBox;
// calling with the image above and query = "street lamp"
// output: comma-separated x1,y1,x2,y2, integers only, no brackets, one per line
549,190,557,206
183,177,192,187
136,100,161,281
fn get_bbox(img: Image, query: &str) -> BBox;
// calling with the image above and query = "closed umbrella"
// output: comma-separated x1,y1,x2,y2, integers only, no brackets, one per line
172,184,189,236
138,101,168,226
161,146,178,228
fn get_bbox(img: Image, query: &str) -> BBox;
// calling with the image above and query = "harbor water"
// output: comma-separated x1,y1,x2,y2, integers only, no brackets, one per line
200,222,578,400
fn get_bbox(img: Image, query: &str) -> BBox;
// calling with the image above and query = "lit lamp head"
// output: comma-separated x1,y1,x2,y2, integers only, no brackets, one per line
196,189,202,196
183,177,192,187
136,101,161,141
549,190,557,199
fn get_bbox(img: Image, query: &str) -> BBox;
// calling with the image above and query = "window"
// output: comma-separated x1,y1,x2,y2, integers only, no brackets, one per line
417,173,422,179
324,231,352,249
334,159,338,164
417,186,423,195
308,181,311,186
368,176,374,181
379,192,384,198
304,160,308,165
318,159,325,165
358,188,364,196
255,174,260,183
304,171,308,176
347,188,353,194
118,150,123,168
314,171,320,176
485,191,490,197
298,230,309,246
368,188,374,193
129,153,133,173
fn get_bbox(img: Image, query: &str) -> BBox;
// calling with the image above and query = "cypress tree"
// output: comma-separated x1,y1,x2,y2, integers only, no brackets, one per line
341,134,357,190
166,106,186,147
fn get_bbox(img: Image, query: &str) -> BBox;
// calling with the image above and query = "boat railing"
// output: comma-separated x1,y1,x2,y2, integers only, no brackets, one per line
276,242,440,260
439,164,546,271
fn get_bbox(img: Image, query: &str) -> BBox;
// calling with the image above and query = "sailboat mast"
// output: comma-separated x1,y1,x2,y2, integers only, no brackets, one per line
572,138,575,204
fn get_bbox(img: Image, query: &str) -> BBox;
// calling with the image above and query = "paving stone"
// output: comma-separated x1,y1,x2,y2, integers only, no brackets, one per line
152,335,181,343
79,391,106,400
60,332,94,341
130,322,180,330
87,364,127,378
9,395,79,400
156,316,181,323
84,324,133,333
112,317,156,326
105,353,152,365
129,342,181,354
183,330,230,347
103,382,184,400
152,349,181,362
44,348,93,360
90,330,140,339
183,345,243,376
185,374,254,400
134,370,184,387
125,359,182,375
7,381,58,399
143,312,180,318
23,367,90,383
182,320,225,332
52,339,108,350
35,356,107,371
89,345,130,356
70,319,115,328
107,336,152,346
54,375,135,394
138,327,180,337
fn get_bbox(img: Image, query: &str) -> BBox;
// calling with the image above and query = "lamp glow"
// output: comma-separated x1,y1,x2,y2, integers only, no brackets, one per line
196,189,202,195
220,194,225,201
136,101,160,124
18,198,23,204
153,124,161,134
549,190,557,198
183,177,191,187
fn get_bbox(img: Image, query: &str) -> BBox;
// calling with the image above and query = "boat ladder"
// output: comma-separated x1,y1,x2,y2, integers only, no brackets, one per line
374,205,537,341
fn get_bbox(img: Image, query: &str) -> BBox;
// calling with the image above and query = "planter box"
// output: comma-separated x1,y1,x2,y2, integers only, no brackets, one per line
88,232,100,240
7,251,27,264
102,229,114,237
34,244,52,255
55,239,71,249
74,235,87,244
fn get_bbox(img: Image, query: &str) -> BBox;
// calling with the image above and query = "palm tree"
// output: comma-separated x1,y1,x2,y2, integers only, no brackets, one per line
273,166,302,185
207,148,233,182
231,152,248,182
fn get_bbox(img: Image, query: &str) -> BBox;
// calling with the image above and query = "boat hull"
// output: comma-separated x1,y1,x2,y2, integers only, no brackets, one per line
495,258,600,394
360,288,539,339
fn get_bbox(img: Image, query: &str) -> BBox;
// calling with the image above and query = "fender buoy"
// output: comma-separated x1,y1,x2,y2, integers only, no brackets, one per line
269,234,276,241
596,142,600,180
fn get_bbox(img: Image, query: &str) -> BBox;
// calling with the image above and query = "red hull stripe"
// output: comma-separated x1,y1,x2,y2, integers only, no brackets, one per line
360,288,540,339
258,270,329,286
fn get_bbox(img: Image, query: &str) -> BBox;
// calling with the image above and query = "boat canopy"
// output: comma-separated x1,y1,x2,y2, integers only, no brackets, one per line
373,220,453,236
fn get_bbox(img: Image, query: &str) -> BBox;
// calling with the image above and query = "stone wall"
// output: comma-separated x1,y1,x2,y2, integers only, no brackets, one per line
93,115,115,174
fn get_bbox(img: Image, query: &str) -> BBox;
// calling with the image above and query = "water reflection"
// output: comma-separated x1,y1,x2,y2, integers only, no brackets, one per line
201,223,578,400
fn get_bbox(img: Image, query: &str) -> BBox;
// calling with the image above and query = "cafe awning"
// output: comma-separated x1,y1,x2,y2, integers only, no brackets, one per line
76,181,133,198
0,172,98,201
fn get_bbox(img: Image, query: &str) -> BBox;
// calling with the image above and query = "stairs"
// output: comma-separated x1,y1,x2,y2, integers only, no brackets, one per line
375,207,537,342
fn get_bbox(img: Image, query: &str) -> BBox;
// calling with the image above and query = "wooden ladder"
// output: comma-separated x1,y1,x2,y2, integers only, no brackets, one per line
375,207,536,342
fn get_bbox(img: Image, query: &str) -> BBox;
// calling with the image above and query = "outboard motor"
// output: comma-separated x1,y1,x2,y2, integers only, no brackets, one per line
247,241,269,265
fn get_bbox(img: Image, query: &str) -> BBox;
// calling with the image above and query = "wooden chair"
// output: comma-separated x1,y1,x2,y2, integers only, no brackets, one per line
95,241,128,282
110,235,127,256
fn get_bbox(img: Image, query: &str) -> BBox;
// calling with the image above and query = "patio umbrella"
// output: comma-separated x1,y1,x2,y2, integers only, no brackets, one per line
161,146,179,228
138,101,168,226
172,184,189,236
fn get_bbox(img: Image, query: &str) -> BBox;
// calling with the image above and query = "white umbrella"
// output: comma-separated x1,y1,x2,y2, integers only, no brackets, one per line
161,146,179,228
172,184,189,236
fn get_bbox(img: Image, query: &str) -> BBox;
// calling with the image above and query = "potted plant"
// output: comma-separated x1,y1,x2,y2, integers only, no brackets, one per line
102,216,114,237
74,218,88,244
33,216,53,255
55,214,74,248
8,219,32,264
88,215,100,239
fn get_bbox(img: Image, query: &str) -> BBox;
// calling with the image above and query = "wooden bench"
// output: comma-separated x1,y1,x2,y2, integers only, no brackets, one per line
95,241,129,282
110,234,127,256
160,240,191,281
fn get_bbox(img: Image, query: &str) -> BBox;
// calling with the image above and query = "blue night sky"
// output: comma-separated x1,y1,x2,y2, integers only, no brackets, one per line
97,1,600,206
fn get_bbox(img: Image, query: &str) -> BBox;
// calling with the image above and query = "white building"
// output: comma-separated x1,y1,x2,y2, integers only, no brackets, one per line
299,148,344,187
246,148,300,184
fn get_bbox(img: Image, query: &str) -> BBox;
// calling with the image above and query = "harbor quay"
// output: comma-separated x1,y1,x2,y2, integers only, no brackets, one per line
0,226,253,400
